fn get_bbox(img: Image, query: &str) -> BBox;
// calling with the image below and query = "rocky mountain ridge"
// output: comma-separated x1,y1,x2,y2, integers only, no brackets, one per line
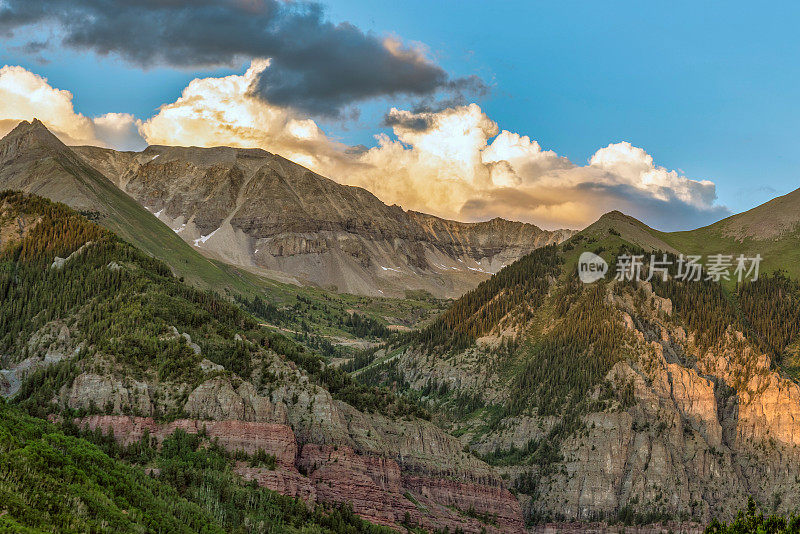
0,120,273,293
74,143,573,297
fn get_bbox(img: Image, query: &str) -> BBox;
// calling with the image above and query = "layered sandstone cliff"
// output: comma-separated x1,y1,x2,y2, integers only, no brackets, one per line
389,280,800,526
76,415,524,533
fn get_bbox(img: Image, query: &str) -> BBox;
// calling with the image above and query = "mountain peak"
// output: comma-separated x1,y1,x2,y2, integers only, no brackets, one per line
596,210,629,221
2,118,69,156
9,118,50,135
581,209,678,253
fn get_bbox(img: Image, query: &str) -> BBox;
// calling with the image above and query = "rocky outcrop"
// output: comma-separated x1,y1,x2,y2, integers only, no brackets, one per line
77,416,298,466
184,377,289,424
75,144,573,297
75,415,525,533
390,279,800,526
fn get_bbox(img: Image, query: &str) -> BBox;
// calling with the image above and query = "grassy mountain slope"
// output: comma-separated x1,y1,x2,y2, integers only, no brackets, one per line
587,189,800,282
0,119,271,294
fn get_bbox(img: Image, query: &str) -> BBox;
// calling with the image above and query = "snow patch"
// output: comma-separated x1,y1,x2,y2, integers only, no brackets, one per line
154,209,164,218
380,266,402,273
174,223,187,234
193,228,219,246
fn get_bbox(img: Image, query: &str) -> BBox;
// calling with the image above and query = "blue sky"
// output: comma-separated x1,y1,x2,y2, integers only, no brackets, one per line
325,0,800,213
0,0,797,222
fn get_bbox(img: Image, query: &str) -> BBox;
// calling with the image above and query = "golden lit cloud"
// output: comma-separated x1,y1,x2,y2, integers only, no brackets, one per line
139,59,349,169
0,63,728,230
0,65,144,150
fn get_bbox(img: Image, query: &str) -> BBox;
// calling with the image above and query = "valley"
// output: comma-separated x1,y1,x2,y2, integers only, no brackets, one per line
2,119,800,532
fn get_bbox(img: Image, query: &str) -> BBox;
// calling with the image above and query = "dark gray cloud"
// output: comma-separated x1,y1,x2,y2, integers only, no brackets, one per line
382,109,435,132
0,0,486,117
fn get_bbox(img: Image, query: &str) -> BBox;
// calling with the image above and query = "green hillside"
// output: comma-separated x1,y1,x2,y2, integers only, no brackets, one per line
588,189,800,283
0,190,425,419
0,400,392,533
0,121,445,356
355,212,800,525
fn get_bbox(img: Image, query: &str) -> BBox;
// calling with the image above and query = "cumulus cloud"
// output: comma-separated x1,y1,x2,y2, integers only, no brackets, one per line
139,60,351,170
0,0,484,117
0,65,145,149
325,105,730,230
134,63,729,230
0,63,728,230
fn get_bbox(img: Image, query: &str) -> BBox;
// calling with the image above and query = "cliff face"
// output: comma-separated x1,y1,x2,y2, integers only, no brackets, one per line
25,318,523,533
74,144,572,297
24,317,525,532
389,278,800,526
74,415,524,533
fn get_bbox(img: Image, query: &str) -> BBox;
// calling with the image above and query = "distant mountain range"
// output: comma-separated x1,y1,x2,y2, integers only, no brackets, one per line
74,142,572,297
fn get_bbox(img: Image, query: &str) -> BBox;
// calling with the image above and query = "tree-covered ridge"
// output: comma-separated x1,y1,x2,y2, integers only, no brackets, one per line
509,280,625,416
705,497,800,534
0,190,427,420
414,244,562,351
0,400,395,533
738,272,800,372
641,251,800,378
370,233,800,467
0,400,221,533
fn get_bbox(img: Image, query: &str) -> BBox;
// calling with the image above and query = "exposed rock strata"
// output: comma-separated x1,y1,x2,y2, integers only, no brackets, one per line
76,415,525,533
75,145,573,297
391,281,800,525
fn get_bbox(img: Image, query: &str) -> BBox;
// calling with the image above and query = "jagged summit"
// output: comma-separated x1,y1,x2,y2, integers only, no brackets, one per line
74,141,574,297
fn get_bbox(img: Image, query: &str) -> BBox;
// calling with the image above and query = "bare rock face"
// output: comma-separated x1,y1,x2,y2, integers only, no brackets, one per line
66,373,153,415
184,377,288,424
78,416,298,467
55,337,523,533
234,464,317,502
75,145,573,297
75,415,524,533
1,321,83,399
